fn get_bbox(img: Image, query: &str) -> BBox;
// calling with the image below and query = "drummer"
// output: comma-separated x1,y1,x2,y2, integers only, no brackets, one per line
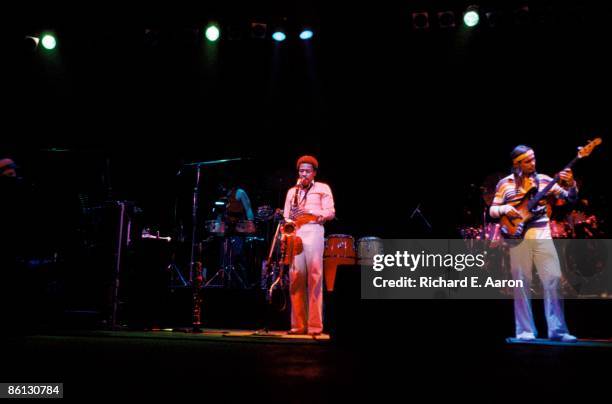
209,180,256,284
215,180,255,228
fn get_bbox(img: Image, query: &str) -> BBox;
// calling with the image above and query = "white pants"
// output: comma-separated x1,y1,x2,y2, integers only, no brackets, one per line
290,224,324,333
509,225,570,338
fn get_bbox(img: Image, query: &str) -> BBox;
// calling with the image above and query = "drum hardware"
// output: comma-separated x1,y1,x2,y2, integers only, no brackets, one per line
201,216,259,289
204,236,249,289
204,220,225,236
235,220,256,234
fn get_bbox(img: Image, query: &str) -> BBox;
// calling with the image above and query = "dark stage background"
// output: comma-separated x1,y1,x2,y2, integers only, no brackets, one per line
2,1,610,307
4,1,610,242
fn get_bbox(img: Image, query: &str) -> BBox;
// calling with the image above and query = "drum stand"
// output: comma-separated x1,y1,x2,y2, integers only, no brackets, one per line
204,236,248,289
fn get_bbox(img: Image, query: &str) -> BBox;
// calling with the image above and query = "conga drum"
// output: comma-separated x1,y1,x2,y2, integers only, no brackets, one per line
323,234,357,292
357,237,384,265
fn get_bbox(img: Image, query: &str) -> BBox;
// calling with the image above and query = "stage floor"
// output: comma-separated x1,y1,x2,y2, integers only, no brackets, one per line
3,328,612,400
507,337,612,348
43,328,331,342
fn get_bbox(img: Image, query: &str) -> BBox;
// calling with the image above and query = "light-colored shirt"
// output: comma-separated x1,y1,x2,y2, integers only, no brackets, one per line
283,181,335,223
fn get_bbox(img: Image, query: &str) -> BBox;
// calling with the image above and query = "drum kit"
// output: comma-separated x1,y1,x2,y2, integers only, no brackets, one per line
202,218,264,289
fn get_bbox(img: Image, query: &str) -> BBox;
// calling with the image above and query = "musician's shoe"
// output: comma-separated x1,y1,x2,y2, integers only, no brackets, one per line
287,329,306,335
516,332,536,341
550,333,577,343
308,332,322,337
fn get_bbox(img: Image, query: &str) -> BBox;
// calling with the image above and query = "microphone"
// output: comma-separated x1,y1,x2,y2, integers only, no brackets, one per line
293,179,301,208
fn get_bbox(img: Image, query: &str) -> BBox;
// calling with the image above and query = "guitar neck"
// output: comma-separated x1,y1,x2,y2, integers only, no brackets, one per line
529,156,578,209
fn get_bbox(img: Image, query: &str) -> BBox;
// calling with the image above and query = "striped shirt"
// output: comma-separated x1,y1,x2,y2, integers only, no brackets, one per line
492,173,576,226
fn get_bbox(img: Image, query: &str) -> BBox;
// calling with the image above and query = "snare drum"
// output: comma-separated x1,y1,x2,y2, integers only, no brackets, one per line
235,220,256,234
324,235,357,292
204,220,225,235
357,237,384,265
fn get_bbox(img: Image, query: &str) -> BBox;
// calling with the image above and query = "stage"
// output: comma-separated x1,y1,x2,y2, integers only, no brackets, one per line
3,326,612,400
3,1,612,400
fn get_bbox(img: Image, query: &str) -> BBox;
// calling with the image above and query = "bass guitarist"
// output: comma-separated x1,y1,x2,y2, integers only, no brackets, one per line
489,144,578,342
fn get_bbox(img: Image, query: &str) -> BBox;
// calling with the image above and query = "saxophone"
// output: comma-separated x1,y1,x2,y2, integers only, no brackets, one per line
264,180,317,300
279,179,318,264
280,220,303,265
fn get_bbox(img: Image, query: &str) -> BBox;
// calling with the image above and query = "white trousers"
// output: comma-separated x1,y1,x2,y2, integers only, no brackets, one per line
509,226,570,338
290,224,324,333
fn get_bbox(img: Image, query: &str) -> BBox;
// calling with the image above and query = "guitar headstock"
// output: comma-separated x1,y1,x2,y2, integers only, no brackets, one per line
578,137,602,158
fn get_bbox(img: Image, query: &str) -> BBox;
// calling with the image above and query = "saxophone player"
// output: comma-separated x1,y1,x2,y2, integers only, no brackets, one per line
283,155,335,336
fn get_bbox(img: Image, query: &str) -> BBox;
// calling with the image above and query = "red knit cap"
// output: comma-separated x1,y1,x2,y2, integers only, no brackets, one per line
296,155,319,170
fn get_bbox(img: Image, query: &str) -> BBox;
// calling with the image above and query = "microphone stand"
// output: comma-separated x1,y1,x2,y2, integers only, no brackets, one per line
410,203,433,233
181,157,244,332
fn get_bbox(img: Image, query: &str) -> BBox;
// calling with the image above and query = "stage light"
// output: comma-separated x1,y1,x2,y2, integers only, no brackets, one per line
205,24,220,42
412,11,430,30
438,11,456,28
463,6,480,27
41,34,56,50
251,22,267,39
272,31,286,42
299,29,314,40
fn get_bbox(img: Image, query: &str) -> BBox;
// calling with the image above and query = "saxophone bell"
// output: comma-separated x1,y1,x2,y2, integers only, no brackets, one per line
281,220,296,235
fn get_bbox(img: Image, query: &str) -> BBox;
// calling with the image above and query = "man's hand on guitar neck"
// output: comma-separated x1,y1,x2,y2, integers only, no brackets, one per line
558,168,576,188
